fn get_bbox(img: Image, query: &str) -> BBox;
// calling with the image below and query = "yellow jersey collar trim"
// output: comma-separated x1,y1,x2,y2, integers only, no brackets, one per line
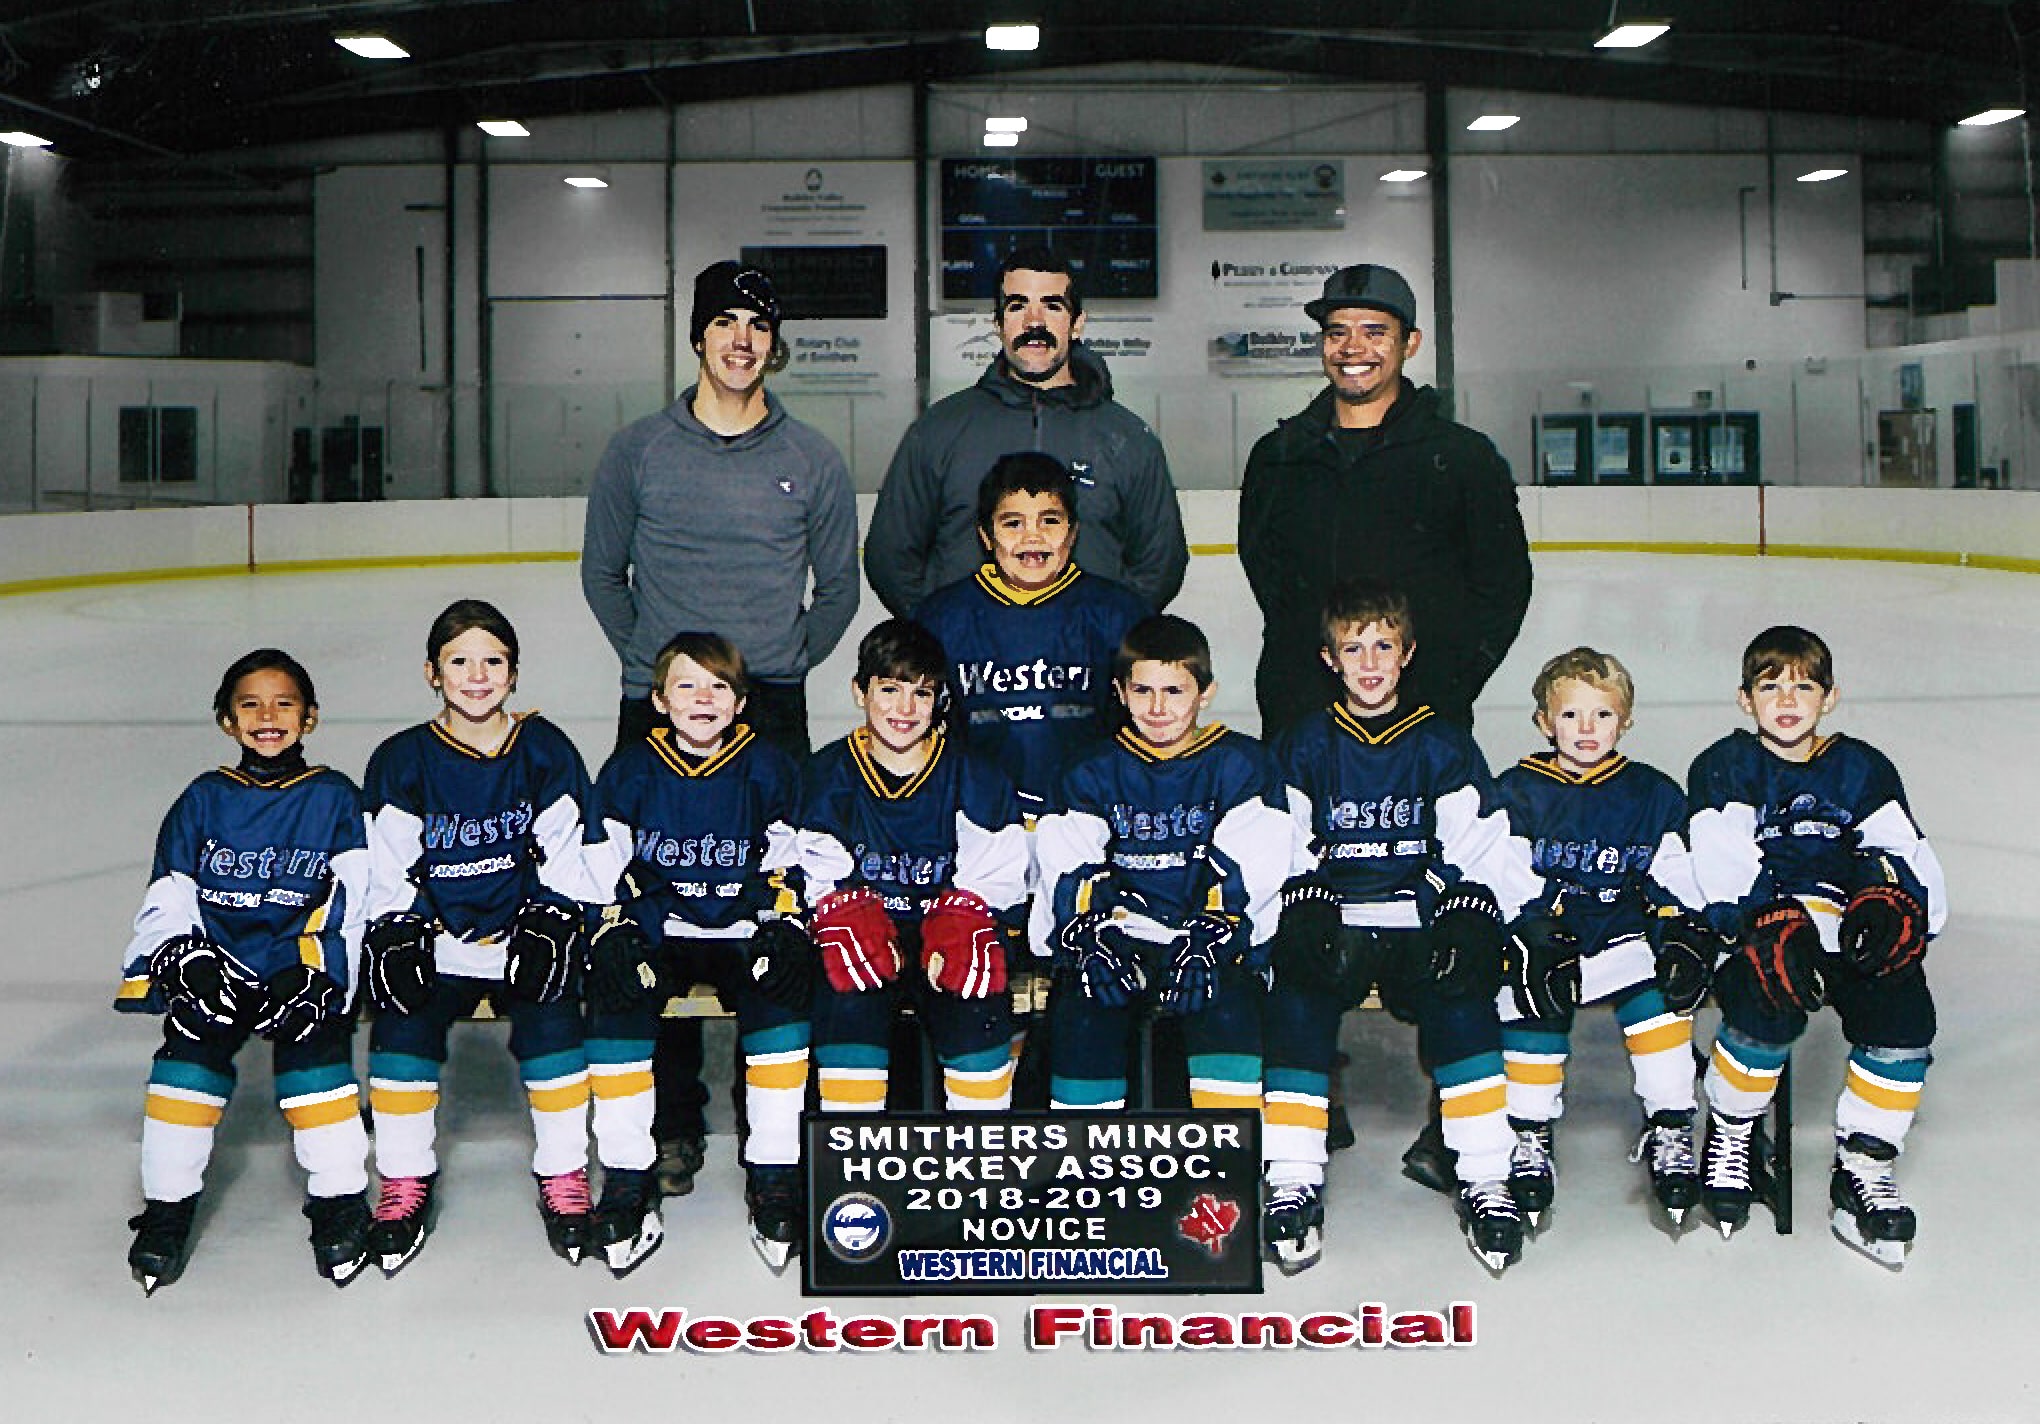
849,724,946,799
649,723,754,778
1515,751,1630,785
975,561,1081,607
1115,722,1226,763
427,709,531,760
1331,703,1433,746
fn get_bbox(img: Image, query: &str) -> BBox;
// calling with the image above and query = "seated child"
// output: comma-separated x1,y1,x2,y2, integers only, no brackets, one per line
588,631,808,1271
1263,580,1543,1275
1493,647,1715,1232
118,649,372,1291
795,619,1028,1113
1030,614,1292,1119
1687,625,1946,1268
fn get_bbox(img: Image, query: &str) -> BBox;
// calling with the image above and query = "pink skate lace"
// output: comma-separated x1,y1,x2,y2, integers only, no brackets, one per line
538,1167,591,1215
373,1176,431,1222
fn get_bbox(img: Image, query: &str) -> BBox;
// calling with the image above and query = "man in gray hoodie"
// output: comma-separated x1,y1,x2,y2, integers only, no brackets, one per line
582,261,860,758
863,247,1187,617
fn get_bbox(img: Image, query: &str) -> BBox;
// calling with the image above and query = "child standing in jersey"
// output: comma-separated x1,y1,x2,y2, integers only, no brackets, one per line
1262,581,1543,1275
1030,615,1292,1123
360,600,604,1275
796,620,1028,1115
587,631,810,1271
1687,625,1946,1267
118,649,372,1292
1493,648,1717,1232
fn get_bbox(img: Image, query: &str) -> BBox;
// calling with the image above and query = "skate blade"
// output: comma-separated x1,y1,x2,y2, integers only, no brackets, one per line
1830,1209,1909,1271
134,1269,166,1296
750,1229,796,1273
603,1214,665,1277
1269,1231,1323,1275
1466,1240,1518,1276
322,1252,370,1287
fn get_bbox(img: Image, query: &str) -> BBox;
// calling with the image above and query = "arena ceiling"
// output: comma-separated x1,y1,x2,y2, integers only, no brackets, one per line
0,1,2032,164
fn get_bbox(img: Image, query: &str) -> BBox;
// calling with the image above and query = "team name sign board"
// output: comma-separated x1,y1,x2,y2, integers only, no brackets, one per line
804,1112,1261,1296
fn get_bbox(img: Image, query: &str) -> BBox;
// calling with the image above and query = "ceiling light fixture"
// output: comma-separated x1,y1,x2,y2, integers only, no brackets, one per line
1798,168,1848,183
1958,109,2025,127
1380,169,1427,183
1596,23,1669,49
983,132,1020,148
477,120,529,137
1467,115,1520,131
985,116,1029,133
334,35,409,59
0,131,53,148
985,25,1040,52
564,175,608,189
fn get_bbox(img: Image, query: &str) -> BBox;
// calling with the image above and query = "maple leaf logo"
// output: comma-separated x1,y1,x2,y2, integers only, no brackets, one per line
1176,1192,1242,1257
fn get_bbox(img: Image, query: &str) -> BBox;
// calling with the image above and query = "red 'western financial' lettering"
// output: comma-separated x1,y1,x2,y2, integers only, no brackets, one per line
588,1309,997,1355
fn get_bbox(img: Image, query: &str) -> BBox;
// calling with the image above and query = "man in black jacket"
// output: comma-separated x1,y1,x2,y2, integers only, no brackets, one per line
1239,264,1531,734
865,247,1187,617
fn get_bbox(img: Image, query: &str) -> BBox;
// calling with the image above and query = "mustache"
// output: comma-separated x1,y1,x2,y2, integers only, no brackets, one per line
1014,326,1059,347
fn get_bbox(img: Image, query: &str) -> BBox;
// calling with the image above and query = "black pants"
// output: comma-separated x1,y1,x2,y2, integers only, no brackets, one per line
615,679,810,1139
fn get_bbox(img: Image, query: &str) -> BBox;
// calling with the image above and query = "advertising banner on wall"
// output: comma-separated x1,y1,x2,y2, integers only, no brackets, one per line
1203,254,1345,376
1201,159,1347,231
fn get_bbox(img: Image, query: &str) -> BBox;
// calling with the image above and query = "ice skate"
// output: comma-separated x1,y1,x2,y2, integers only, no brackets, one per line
1631,1109,1700,1230
1506,1118,1556,1229
303,1191,372,1286
1829,1133,1915,1271
1701,1109,1765,1238
537,1167,593,1264
1456,1178,1525,1274
370,1173,437,1277
1262,1180,1324,1273
1401,1116,1458,1195
128,1196,198,1295
655,1133,707,1197
745,1163,805,1271
592,1166,664,1277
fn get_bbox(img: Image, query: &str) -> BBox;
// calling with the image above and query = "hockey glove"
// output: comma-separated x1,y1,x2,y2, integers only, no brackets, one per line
1838,883,1928,978
585,912,661,1015
503,899,582,1004
364,911,437,1015
1428,883,1505,998
1648,908,1719,1015
748,918,818,1010
1163,912,1240,1016
1500,915,1582,1022
1053,910,1145,1009
1737,898,1826,1015
809,888,901,994
920,889,1008,1000
151,934,259,1040
1272,877,1346,995
613,856,672,906
252,963,343,1043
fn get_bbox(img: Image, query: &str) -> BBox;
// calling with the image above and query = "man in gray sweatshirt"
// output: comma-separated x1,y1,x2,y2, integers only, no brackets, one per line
582,260,860,758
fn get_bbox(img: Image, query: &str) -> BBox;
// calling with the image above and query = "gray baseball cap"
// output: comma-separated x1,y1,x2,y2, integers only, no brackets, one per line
1304,264,1418,330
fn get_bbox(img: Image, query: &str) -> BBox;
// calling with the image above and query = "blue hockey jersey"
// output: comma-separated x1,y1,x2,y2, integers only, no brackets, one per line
1031,723,1299,958
1685,729,1947,937
794,726,1029,926
1274,703,1541,928
363,713,602,979
1495,751,1699,956
914,563,1148,811
120,764,369,1008
590,723,803,936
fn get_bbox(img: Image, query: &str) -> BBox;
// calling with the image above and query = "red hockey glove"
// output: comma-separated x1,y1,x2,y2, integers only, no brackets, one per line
1737,898,1826,1014
810,888,901,993
1838,884,1927,978
920,889,1008,999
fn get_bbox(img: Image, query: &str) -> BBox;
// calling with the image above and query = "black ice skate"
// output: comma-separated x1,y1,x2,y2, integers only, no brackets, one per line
592,1166,665,1277
1701,1109,1768,1238
370,1173,437,1277
304,1191,372,1286
1456,1179,1525,1274
1506,1118,1556,1229
1401,1116,1458,1195
128,1196,198,1295
1262,1180,1325,1274
537,1167,593,1264
1829,1133,1915,1271
745,1163,806,1272
1630,1109,1701,1230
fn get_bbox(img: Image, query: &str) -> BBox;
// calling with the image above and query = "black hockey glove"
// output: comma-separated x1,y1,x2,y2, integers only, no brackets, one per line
151,934,259,1040
1500,915,1581,1022
1163,913,1240,1016
503,899,582,1004
364,911,437,1015
252,963,344,1043
614,856,672,906
1648,908,1719,1014
1428,883,1505,998
748,918,818,1010
1736,898,1826,1015
585,912,661,1015
1272,877,1345,995
1838,883,1927,978
1054,910,1145,1009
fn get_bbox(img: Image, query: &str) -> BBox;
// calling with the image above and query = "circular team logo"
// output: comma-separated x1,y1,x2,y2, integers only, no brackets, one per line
820,1192,892,1264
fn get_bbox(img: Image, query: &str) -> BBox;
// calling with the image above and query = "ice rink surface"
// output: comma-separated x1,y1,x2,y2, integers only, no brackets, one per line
3,549,2033,1423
